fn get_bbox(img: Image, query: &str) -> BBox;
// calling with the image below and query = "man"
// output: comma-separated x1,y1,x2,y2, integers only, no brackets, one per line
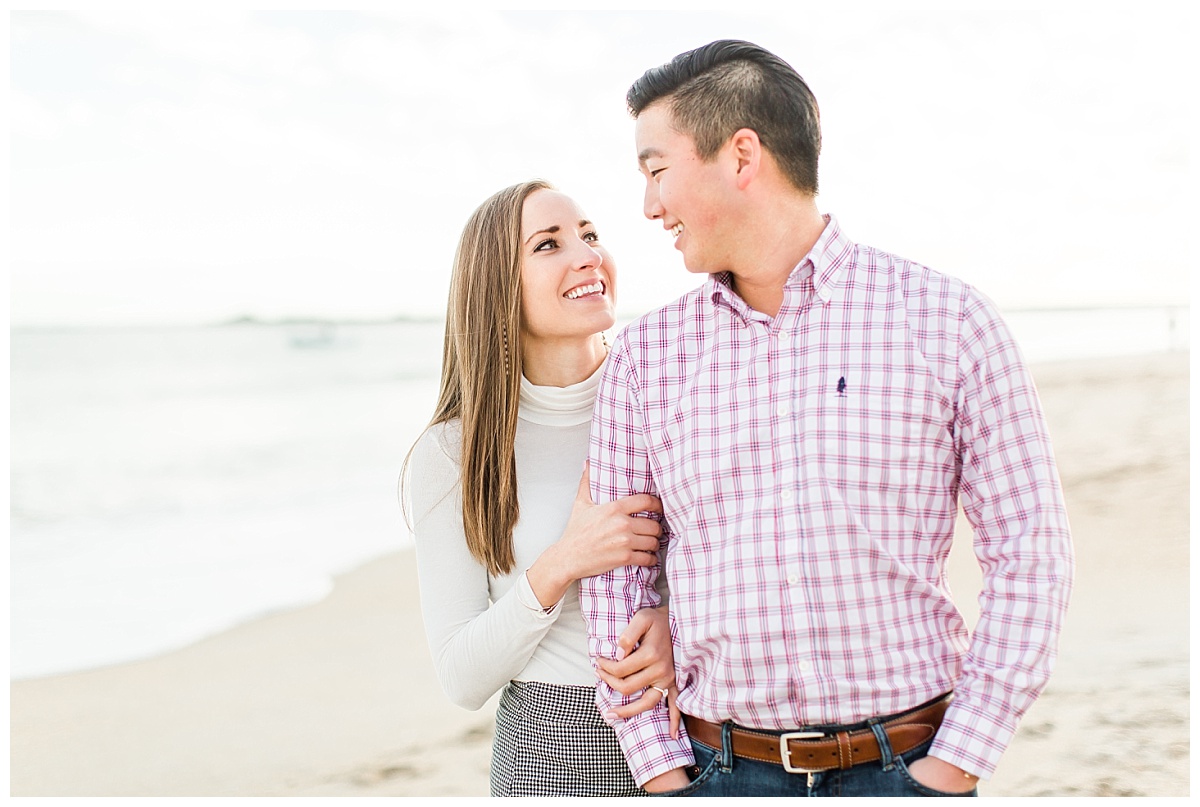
580,40,1073,796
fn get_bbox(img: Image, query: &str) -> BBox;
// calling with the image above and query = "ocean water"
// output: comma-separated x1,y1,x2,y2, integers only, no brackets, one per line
10,322,444,680
8,307,1189,679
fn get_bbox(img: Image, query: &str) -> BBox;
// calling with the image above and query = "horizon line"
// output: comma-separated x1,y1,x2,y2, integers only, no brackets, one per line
8,303,1192,331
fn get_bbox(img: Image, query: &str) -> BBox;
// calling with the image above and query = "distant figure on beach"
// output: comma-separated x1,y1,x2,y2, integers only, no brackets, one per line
580,40,1075,796
405,180,678,796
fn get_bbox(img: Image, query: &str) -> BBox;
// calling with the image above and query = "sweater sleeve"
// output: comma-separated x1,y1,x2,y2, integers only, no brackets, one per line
409,424,564,711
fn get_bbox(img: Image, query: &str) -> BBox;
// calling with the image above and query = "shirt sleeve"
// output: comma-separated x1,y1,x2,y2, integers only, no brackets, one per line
928,291,1075,778
579,337,695,786
409,425,565,711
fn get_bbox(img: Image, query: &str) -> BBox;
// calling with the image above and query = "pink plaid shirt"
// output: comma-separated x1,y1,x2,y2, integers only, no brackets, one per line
581,215,1073,785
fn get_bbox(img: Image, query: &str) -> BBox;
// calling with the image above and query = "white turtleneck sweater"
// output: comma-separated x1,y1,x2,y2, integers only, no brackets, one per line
410,366,606,711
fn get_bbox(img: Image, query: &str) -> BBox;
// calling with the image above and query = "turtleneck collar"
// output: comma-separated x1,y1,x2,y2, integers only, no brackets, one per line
518,360,603,426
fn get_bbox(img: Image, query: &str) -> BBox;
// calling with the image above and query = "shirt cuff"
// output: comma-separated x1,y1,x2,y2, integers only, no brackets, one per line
928,698,1017,780
515,571,563,618
613,706,695,786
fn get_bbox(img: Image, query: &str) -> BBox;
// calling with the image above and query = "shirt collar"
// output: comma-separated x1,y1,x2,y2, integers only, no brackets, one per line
804,214,854,304
706,271,739,311
706,214,854,316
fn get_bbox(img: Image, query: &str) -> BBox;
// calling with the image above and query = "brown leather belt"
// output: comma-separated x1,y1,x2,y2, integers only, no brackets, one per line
683,695,950,774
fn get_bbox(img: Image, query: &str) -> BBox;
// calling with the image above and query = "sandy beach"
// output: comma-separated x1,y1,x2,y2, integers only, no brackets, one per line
9,351,1190,797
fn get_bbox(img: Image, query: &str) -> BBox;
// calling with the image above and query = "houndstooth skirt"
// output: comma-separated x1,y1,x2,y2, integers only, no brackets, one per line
490,680,646,797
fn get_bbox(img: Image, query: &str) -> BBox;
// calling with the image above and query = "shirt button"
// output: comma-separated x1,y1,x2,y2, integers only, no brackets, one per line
776,403,790,417
787,574,799,585
781,489,793,502
798,660,811,672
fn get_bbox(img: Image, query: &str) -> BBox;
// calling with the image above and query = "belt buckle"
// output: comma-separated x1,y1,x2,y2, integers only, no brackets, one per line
778,731,827,774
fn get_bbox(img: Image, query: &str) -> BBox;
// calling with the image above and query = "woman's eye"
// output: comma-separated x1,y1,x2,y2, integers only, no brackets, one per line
533,238,558,252
650,168,665,178
582,231,599,243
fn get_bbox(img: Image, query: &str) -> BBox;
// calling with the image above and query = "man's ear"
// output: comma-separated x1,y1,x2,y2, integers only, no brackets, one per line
728,128,761,190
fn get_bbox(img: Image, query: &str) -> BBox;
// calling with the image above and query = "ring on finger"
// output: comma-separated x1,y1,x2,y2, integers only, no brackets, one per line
651,685,669,706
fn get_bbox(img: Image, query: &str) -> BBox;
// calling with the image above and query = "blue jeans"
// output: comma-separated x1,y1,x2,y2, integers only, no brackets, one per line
653,720,978,797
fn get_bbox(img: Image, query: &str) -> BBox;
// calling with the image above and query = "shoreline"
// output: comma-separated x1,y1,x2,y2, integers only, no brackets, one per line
10,351,1190,796
10,550,497,797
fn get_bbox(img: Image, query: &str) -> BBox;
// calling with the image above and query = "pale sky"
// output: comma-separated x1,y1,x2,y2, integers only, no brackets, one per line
9,5,1192,326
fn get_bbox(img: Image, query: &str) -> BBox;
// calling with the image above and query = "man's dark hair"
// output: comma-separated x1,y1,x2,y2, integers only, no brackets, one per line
627,40,821,195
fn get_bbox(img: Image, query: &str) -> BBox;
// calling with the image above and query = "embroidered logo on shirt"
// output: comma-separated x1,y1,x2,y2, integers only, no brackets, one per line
837,376,847,397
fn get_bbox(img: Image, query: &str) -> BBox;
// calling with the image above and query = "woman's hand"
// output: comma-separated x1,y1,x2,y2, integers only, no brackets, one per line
526,463,663,608
596,605,682,738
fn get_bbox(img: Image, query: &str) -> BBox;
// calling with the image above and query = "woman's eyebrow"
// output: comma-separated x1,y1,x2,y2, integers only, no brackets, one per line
524,225,560,246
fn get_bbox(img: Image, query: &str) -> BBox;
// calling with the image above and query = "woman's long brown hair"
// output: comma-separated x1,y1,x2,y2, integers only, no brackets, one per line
402,180,552,577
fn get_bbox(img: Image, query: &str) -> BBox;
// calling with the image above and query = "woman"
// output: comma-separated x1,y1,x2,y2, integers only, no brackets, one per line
405,180,678,796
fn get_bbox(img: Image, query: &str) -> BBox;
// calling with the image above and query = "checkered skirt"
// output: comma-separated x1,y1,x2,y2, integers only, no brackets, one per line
490,680,645,796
